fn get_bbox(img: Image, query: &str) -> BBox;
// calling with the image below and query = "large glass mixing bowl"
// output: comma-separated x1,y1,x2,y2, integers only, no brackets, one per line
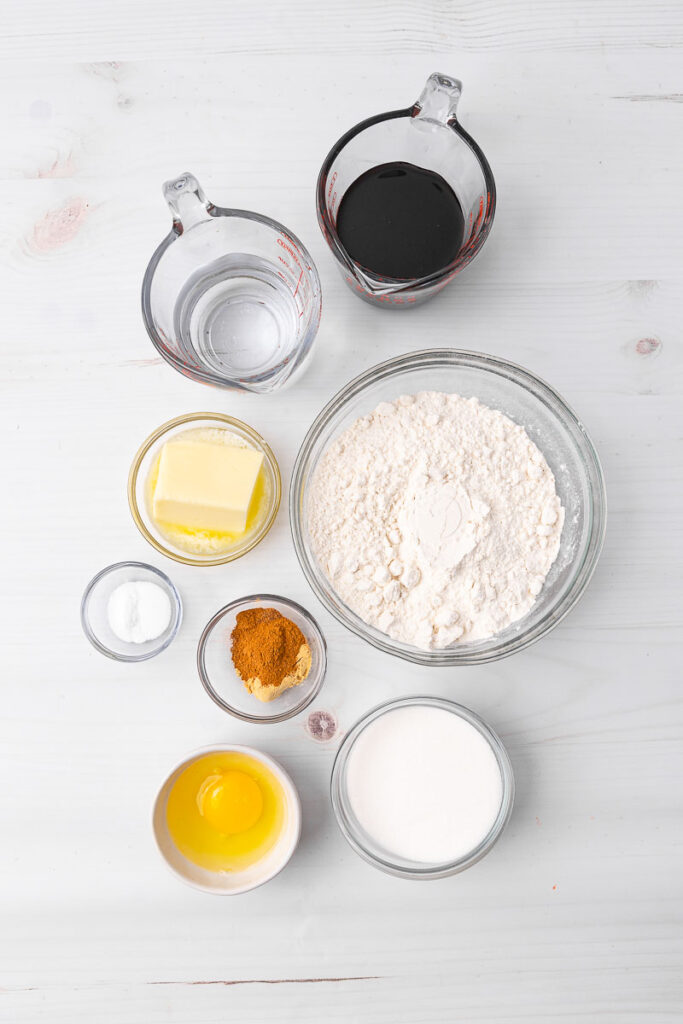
290,349,606,666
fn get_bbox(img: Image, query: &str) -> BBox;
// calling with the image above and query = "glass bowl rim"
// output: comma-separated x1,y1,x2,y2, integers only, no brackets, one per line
330,695,515,879
152,742,302,894
290,347,607,665
80,559,183,662
197,593,328,723
128,411,282,567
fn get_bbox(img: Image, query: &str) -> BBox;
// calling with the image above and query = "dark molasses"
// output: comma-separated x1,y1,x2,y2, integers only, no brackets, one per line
336,161,465,280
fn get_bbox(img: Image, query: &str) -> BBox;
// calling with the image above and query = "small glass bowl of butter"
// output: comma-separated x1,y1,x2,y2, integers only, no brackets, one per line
128,413,281,566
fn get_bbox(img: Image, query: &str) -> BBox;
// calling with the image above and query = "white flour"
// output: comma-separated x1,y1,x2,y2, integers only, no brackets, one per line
308,391,564,649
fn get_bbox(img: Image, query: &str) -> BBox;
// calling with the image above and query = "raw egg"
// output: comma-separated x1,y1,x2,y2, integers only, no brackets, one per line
165,750,286,872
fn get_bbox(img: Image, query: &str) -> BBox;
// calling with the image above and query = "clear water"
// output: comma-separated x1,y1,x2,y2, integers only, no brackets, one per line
173,255,300,385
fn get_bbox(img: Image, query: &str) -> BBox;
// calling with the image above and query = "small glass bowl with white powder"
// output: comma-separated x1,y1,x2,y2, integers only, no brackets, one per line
81,561,182,662
331,696,514,879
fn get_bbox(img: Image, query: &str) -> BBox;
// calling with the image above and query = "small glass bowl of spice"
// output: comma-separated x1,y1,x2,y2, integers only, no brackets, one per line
197,595,327,723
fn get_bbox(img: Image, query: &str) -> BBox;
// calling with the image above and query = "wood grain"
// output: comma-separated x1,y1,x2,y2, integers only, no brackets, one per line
3,0,683,60
1,2,683,1022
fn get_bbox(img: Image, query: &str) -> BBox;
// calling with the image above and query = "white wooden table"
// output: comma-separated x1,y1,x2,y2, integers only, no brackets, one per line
2,2,682,1021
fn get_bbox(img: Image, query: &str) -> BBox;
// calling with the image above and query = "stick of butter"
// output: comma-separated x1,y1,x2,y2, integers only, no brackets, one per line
153,440,264,534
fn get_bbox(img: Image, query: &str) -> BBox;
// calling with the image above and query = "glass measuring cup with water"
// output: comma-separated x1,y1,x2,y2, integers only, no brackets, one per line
317,73,496,307
142,174,322,393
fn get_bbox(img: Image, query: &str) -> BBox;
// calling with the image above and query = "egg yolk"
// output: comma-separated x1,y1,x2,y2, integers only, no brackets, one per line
165,750,285,872
198,771,264,835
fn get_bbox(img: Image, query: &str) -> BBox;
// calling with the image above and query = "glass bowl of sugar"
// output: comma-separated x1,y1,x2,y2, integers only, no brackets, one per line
331,696,514,879
81,561,182,662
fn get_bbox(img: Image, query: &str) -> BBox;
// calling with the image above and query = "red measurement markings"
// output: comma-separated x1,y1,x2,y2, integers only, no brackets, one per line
277,234,304,276
326,172,339,216
461,194,487,255
476,195,484,227
277,237,313,318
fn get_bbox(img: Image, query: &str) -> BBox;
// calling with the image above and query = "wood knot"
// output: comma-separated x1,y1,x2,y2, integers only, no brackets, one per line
636,337,661,356
305,709,338,742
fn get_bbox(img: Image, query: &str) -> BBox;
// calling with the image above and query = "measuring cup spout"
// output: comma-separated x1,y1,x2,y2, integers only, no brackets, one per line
163,172,214,233
413,72,462,126
351,265,404,297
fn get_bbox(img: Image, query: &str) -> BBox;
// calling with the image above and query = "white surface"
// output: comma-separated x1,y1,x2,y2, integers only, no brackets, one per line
1,2,682,1021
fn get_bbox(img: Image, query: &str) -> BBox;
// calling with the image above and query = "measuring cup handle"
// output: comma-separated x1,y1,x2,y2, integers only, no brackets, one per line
413,72,462,125
162,173,214,233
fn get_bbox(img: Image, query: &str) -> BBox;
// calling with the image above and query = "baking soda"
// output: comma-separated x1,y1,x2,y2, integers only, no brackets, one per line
107,581,172,645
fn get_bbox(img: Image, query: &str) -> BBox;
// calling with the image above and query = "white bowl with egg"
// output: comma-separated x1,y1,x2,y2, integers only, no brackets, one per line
153,745,302,894
331,696,514,879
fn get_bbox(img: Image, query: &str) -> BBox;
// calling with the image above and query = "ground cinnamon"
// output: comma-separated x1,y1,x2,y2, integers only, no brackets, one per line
230,607,311,701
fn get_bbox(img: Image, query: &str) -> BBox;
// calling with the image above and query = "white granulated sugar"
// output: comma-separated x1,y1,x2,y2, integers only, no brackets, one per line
345,706,503,863
308,392,564,650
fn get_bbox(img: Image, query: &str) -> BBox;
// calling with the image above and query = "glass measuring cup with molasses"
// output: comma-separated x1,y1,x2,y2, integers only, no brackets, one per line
317,73,496,307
